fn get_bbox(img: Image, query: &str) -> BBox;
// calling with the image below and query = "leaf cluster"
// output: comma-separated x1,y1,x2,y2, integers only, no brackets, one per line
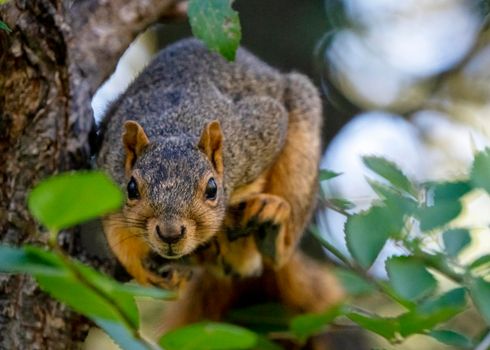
313,148,490,348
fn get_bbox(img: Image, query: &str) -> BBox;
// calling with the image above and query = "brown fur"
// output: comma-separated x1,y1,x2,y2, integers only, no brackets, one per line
160,251,343,333
97,38,343,342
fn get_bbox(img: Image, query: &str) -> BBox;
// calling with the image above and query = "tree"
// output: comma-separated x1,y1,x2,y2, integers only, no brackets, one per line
0,1,184,348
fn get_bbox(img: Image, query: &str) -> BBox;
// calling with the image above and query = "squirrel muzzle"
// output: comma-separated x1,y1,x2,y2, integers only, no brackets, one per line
146,216,198,258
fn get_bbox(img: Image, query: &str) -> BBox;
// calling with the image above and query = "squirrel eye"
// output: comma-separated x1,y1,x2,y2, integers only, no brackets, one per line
127,177,140,200
205,177,217,200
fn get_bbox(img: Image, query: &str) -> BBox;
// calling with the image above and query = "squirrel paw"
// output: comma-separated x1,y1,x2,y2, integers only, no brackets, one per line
141,255,193,290
218,235,263,278
241,193,290,227
154,265,193,289
241,194,293,268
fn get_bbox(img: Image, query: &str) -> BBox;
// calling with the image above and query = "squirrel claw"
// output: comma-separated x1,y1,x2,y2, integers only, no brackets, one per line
137,265,192,291
145,270,189,290
241,193,291,227
239,194,293,268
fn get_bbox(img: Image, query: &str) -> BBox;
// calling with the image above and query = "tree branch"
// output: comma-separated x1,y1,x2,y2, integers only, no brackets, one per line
0,1,188,348
66,0,187,93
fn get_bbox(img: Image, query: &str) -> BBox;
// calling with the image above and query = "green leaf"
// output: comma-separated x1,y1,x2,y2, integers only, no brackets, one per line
72,264,141,329
397,288,467,336
290,304,343,342
0,245,163,349
470,148,490,193
344,184,416,269
350,289,467,340
0,245,141,327
368,179,401,200
334,268,374,296
363,156,415,196
114,282,176,300
418,206,460,232
419,287,466,313
3,247,135,326
160,322,257,350
319,169,342,181
188,0,241,61
417,202,462,232
386,256,437,301
252,335,283,350
95,319,150,350
345,204,406,268
431,181,472,201
0,245,65,276
417,181,470,232
429,329,473,349
0,20,11,33
348,290,466,341
382,189,418,221
442,228,471,257
26,247,140,328
328,198,355,211
470,278,490,325
28,171,123,231
367,180,418,215
347,312,399,342
226,303,291,333
470,254,490,270
36,273,128,324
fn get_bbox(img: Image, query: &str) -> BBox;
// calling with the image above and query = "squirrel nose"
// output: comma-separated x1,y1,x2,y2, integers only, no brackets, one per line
155,224,186,244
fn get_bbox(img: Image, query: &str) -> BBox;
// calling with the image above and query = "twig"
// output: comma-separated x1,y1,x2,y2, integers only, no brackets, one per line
310,226,413,309
475,331,490,350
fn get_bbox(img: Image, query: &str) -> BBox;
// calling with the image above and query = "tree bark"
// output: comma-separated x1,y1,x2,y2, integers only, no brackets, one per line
0,0,183,348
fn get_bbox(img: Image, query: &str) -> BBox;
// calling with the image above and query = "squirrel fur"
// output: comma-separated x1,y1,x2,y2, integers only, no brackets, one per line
97,38,343,334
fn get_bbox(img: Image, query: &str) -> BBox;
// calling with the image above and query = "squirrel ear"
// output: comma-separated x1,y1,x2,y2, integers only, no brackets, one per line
122,120,150,175
198,120,224,176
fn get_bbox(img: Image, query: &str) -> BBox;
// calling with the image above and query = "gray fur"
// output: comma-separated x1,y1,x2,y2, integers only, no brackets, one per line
97,38,290,210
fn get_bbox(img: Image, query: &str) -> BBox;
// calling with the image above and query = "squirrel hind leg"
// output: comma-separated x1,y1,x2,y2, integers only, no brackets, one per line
159,269,235,333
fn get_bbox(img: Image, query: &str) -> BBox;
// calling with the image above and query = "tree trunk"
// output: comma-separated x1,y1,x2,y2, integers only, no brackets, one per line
0,0,183,348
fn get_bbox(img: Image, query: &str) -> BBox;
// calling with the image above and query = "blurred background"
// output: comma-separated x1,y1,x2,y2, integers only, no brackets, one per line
90,0,490,348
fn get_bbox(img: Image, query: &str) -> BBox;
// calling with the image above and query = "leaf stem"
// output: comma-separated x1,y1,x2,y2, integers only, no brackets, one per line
310,227,413,309
48,229,58,247
310,226,351,266
475,331,490,350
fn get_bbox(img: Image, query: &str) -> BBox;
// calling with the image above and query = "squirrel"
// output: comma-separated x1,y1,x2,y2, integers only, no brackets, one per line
97,38,343,333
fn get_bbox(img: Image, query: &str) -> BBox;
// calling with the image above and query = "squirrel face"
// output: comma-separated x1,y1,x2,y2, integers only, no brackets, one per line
120,120,226,259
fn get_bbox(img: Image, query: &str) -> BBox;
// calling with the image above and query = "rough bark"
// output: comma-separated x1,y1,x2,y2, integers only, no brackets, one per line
0,0,182,348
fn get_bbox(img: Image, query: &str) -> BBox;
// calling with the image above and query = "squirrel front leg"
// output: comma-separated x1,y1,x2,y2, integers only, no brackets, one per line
102,215,187,290
239,193,291,268
254,73,323,268
216,193,292,276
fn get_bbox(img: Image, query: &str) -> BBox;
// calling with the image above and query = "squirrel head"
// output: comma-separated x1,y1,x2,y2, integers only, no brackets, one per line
120,120,226,259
